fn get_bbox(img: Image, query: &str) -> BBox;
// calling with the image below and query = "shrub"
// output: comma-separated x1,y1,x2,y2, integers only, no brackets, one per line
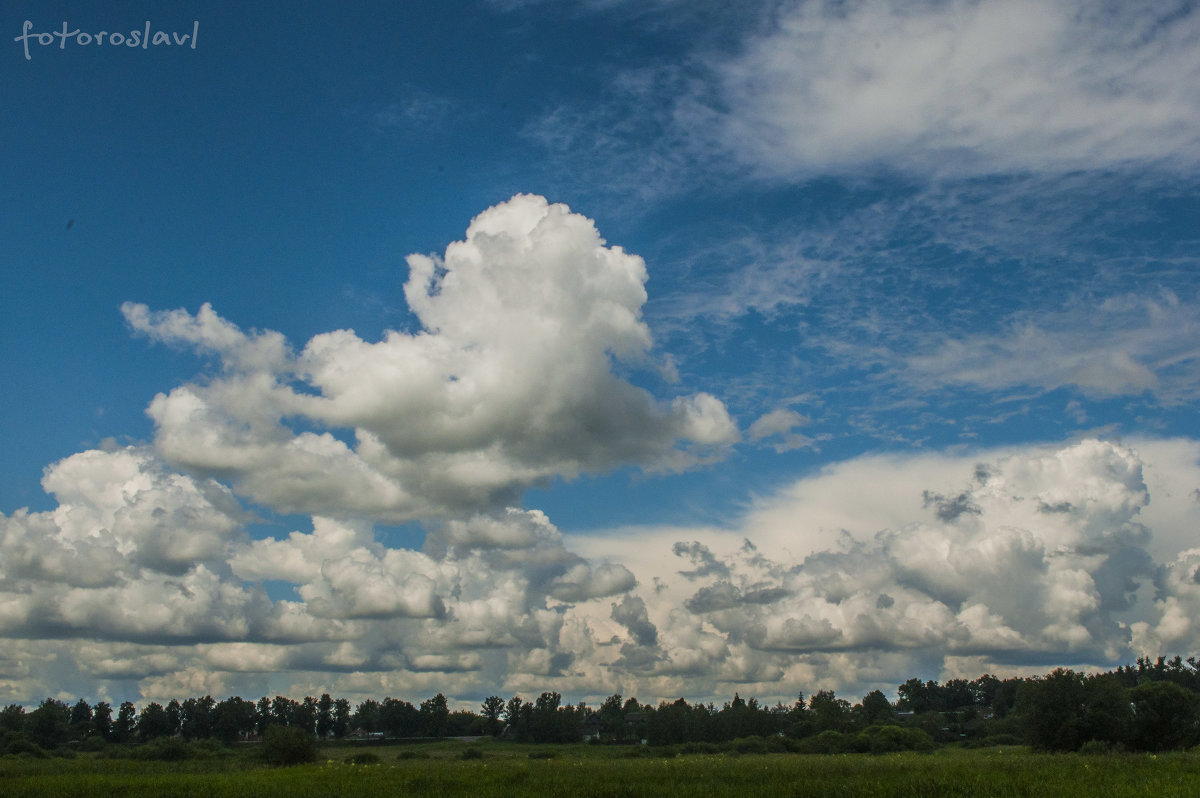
79,735,107,752
346,752,381,765
681,741,720,755
131,737,191,761
795,730,871,754
968,734,1024,749
262,725,318,766
3,735,47,758
1079,740,1114,756
730,736,769,755
861,725,935,754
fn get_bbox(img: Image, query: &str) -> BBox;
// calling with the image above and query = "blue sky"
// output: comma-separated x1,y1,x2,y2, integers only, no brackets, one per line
4,0,1200,708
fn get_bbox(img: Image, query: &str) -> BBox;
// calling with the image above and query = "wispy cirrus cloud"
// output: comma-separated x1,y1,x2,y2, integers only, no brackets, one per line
717,0,1200,178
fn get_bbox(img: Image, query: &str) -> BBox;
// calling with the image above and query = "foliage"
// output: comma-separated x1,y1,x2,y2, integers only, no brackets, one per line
261,724,318,766
10,746,1200,797
344,752,380,764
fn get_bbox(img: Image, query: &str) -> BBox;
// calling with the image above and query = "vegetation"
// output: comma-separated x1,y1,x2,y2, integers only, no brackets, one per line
5,655,1200,763
4,741,1200,797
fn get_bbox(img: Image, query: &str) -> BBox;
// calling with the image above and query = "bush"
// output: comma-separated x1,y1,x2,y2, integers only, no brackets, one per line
796,730,870,754
680,741,720,755
262,725,318,766
965,734,1025,749
131,737,191,761
861,725,935,754
79,736,107,752
1079,740,1115,756
2,735,47,758
345,752,381,765
730,736,769,755
460,747,484,760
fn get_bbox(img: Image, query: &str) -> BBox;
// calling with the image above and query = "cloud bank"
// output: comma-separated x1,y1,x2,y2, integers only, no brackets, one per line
4,196,1200,708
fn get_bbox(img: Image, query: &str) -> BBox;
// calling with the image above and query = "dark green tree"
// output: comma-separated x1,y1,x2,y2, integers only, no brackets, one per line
316,693,334,739
255,697,273,736
138,702,172,741
27,698,70,749
481,695,505,736
180,696,215,740
381,697,420,737
165,699,183,737
353,698,381,733
0,704,26,733
419,693,450,738
809,690,851,733
262,724,317,766
213,697,257,744
92,701,113,741
1130,679,1198,751
68,699,93,741
113,701,137,743
332,698,351,738
858,689,894,726
294,696,318,735
1017,669,1130,751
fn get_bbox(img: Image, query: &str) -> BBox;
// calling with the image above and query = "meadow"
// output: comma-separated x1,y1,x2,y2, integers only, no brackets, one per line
2,740,1199,797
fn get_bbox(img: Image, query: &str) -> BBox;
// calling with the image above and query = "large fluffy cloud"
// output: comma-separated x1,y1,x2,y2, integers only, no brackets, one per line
124,194,736,522
572,438,1200,699
5,434,1200,706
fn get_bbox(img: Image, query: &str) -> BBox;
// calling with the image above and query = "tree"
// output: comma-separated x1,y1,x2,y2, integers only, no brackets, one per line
332,698,351,739
92,701,113,741
165,700,183,737
255,697,273,736
381,697,420,737
481,696,506,736
68,699,93,742
419,693,450,738
271,696,298,727
809,690,851,733
213,697,257,744
27,699,70,749
316,693,334,739
353,699,381,733
597,694,626,741
114,702,137,743
0,704,26,733
180,695,215,740
262,724,317,766
1130,680,1198,751
138,702,172,741
858,690,894,726
294,696,318,735
1017,669,1130,751
504,695,524,728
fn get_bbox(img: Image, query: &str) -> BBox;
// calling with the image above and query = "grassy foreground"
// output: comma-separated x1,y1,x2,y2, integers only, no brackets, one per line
1,741,1197,797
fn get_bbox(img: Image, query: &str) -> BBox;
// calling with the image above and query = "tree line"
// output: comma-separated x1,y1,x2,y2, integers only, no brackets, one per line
4,655,1200,755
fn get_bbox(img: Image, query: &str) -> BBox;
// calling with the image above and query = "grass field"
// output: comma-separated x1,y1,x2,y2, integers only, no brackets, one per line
1,740,1197,797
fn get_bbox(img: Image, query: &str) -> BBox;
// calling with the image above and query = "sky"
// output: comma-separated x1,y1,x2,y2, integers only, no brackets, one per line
3,0,1200,710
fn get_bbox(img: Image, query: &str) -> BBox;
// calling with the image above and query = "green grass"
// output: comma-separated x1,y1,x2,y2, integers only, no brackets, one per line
2,742,1199,797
